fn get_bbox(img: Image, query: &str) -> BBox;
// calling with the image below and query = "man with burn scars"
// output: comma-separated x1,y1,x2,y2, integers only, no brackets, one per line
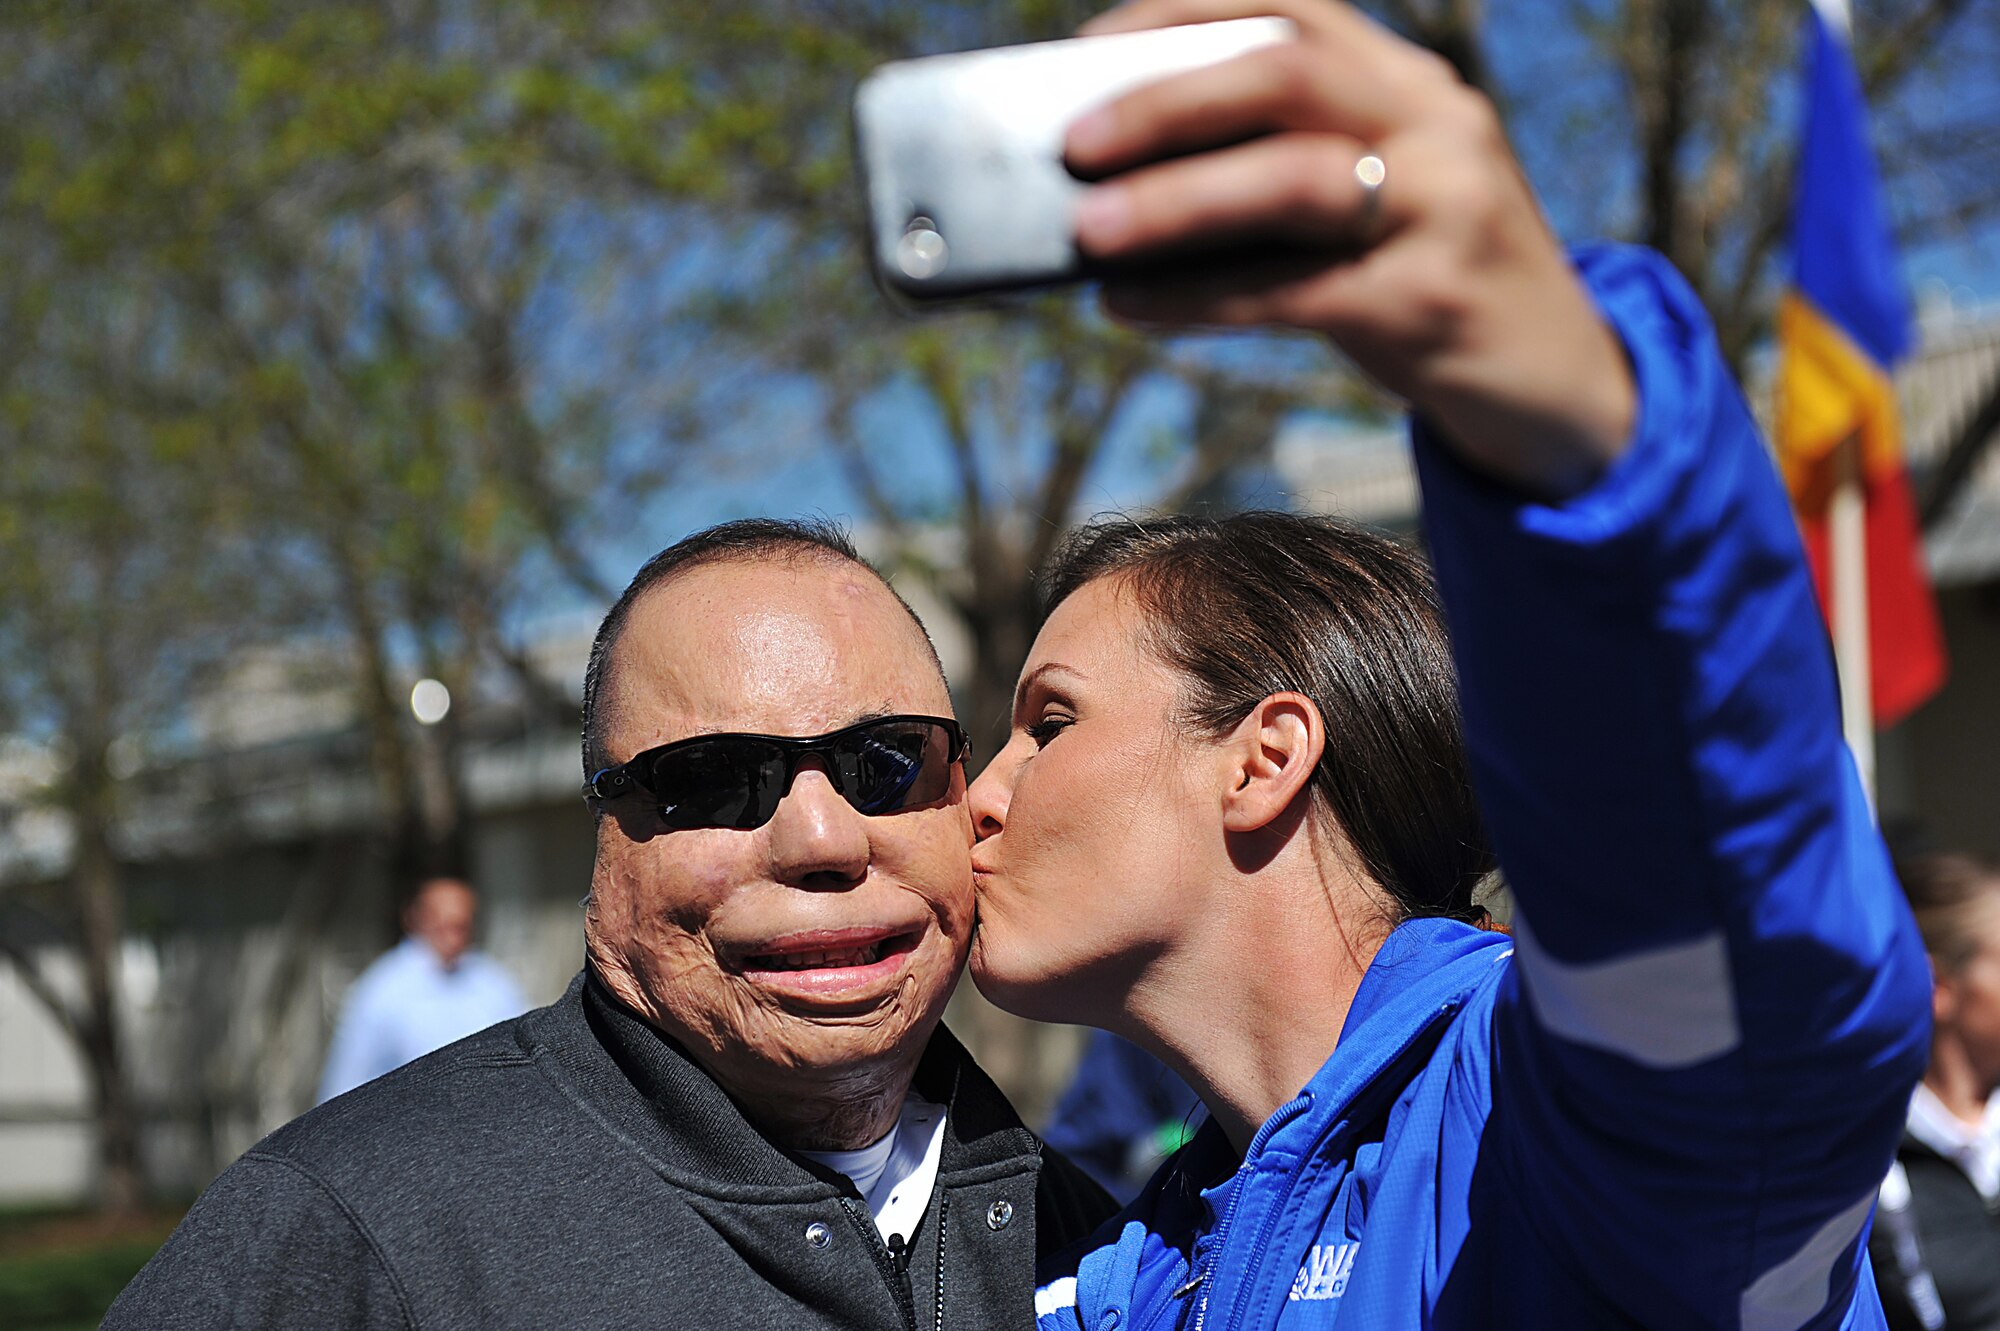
107,518,1115,1331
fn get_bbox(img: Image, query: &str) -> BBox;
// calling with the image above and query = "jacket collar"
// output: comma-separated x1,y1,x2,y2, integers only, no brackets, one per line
515,970,1041,1201
1067,918,1513,1331
1143,918,1512,1206
1276,916,1512,1150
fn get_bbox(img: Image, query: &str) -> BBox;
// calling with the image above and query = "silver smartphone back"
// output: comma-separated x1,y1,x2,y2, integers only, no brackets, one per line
853,17,1295,303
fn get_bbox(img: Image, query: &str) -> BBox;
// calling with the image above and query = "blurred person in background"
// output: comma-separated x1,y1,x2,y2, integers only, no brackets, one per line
106,520,1114,1329
1042,1030,1200,1202
316,875,527,1103
1874,854,2000,1331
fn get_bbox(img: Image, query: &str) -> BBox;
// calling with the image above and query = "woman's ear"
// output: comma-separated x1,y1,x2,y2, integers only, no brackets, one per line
1220,692,1325,834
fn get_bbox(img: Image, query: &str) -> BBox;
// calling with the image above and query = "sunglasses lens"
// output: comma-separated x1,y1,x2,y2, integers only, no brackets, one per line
836,721,956,815
621,719,961,831
649,739,786,831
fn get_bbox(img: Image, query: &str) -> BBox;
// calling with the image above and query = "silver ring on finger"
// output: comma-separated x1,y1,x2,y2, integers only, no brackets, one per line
1353,152,1387,246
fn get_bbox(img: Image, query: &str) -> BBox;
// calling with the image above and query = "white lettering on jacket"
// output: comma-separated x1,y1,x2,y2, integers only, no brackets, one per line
1288,1242,1359,1302
1035,1277,1078,1318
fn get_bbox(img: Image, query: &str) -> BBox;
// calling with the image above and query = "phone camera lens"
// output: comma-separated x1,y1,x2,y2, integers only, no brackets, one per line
896,216,948,280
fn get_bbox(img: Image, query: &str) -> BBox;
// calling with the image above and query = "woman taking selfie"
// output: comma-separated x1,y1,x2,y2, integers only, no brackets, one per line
972,0,1932,1326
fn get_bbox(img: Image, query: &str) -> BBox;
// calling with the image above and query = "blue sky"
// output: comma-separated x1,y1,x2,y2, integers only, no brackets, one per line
579,3,2000,601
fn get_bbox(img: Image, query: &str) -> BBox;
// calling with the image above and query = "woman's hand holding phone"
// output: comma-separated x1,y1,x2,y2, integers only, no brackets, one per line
1065,0,1636,501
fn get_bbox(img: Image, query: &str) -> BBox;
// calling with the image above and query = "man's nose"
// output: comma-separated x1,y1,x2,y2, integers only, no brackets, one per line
764,763,871,888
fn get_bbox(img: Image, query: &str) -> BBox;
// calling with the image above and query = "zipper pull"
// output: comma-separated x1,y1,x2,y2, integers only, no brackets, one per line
887,1231,911,1276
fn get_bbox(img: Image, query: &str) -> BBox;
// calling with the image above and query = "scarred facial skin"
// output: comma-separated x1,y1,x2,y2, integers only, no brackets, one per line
584,557,972,1150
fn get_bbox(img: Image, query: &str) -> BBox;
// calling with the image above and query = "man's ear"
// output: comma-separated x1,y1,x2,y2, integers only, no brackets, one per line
1219,692,1325,834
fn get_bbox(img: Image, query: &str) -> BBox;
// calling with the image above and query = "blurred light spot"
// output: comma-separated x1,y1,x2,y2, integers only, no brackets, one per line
897,217,948,279
107,735,144,781
410,678,451,726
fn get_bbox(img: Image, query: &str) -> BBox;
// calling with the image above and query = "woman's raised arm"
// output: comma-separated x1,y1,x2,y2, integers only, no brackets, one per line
1073,1,1932,1324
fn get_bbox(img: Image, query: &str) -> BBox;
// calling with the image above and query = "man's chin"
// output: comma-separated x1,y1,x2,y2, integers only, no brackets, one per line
768,1018,922,1073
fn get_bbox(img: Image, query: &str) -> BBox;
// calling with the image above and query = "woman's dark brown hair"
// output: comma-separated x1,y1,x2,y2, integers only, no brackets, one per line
1896,853,2000,974
1042,511,1495,924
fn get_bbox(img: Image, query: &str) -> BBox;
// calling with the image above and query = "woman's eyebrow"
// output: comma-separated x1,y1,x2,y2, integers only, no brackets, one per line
1014,662,1088,712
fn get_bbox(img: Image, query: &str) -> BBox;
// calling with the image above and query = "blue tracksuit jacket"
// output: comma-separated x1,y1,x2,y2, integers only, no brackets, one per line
1033,246,1932,1330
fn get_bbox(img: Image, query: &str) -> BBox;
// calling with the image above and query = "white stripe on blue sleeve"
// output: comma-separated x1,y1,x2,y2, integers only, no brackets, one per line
1513,915,1741,1069
1738,1189,1874,1331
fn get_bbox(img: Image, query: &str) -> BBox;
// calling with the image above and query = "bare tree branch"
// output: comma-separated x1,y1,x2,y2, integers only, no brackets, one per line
1861,0,1978,97
912,340,996,572
1027,352,1147,573
826,394,919,552
1159,383,1293,514
0,933,84,1044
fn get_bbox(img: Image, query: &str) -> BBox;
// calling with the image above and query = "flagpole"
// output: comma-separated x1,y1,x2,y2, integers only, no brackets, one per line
1830,433,1876,809
1816,0,1874,808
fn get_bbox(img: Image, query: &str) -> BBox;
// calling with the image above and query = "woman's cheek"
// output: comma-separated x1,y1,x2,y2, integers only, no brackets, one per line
1008,800,1057,905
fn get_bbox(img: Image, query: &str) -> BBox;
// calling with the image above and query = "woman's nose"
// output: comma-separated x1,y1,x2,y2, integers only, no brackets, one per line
966,751,1011,842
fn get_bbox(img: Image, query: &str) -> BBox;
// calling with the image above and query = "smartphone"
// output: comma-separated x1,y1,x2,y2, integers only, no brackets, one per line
853,17,1295,304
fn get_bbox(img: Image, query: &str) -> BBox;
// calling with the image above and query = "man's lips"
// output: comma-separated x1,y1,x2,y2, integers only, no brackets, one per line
733,926,924,1001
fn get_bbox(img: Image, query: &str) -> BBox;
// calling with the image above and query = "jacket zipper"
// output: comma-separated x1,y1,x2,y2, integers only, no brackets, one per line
930,1191,949,1331
1204,999,1466,1329
1192,1094,1315,1331
840,1196,919,1331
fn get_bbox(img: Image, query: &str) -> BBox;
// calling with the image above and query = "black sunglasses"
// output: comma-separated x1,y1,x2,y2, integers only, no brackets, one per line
584,714,969,832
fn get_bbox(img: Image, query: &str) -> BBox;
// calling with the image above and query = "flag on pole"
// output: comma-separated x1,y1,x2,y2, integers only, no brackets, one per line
1773,0,1946,728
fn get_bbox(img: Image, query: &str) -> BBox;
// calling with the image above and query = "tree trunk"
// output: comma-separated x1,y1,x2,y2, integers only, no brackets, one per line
72,791,144,1216
330,546,467,926
69,553,146,1218
1645,0,1708,268
956,562,1040,773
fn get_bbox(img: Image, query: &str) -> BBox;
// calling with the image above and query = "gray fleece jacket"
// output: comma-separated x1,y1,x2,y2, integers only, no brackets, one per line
105,973,1115,1330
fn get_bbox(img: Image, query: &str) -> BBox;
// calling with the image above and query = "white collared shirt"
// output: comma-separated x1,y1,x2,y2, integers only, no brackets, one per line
1905,1082,2000,1202
799,1094,948,1244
